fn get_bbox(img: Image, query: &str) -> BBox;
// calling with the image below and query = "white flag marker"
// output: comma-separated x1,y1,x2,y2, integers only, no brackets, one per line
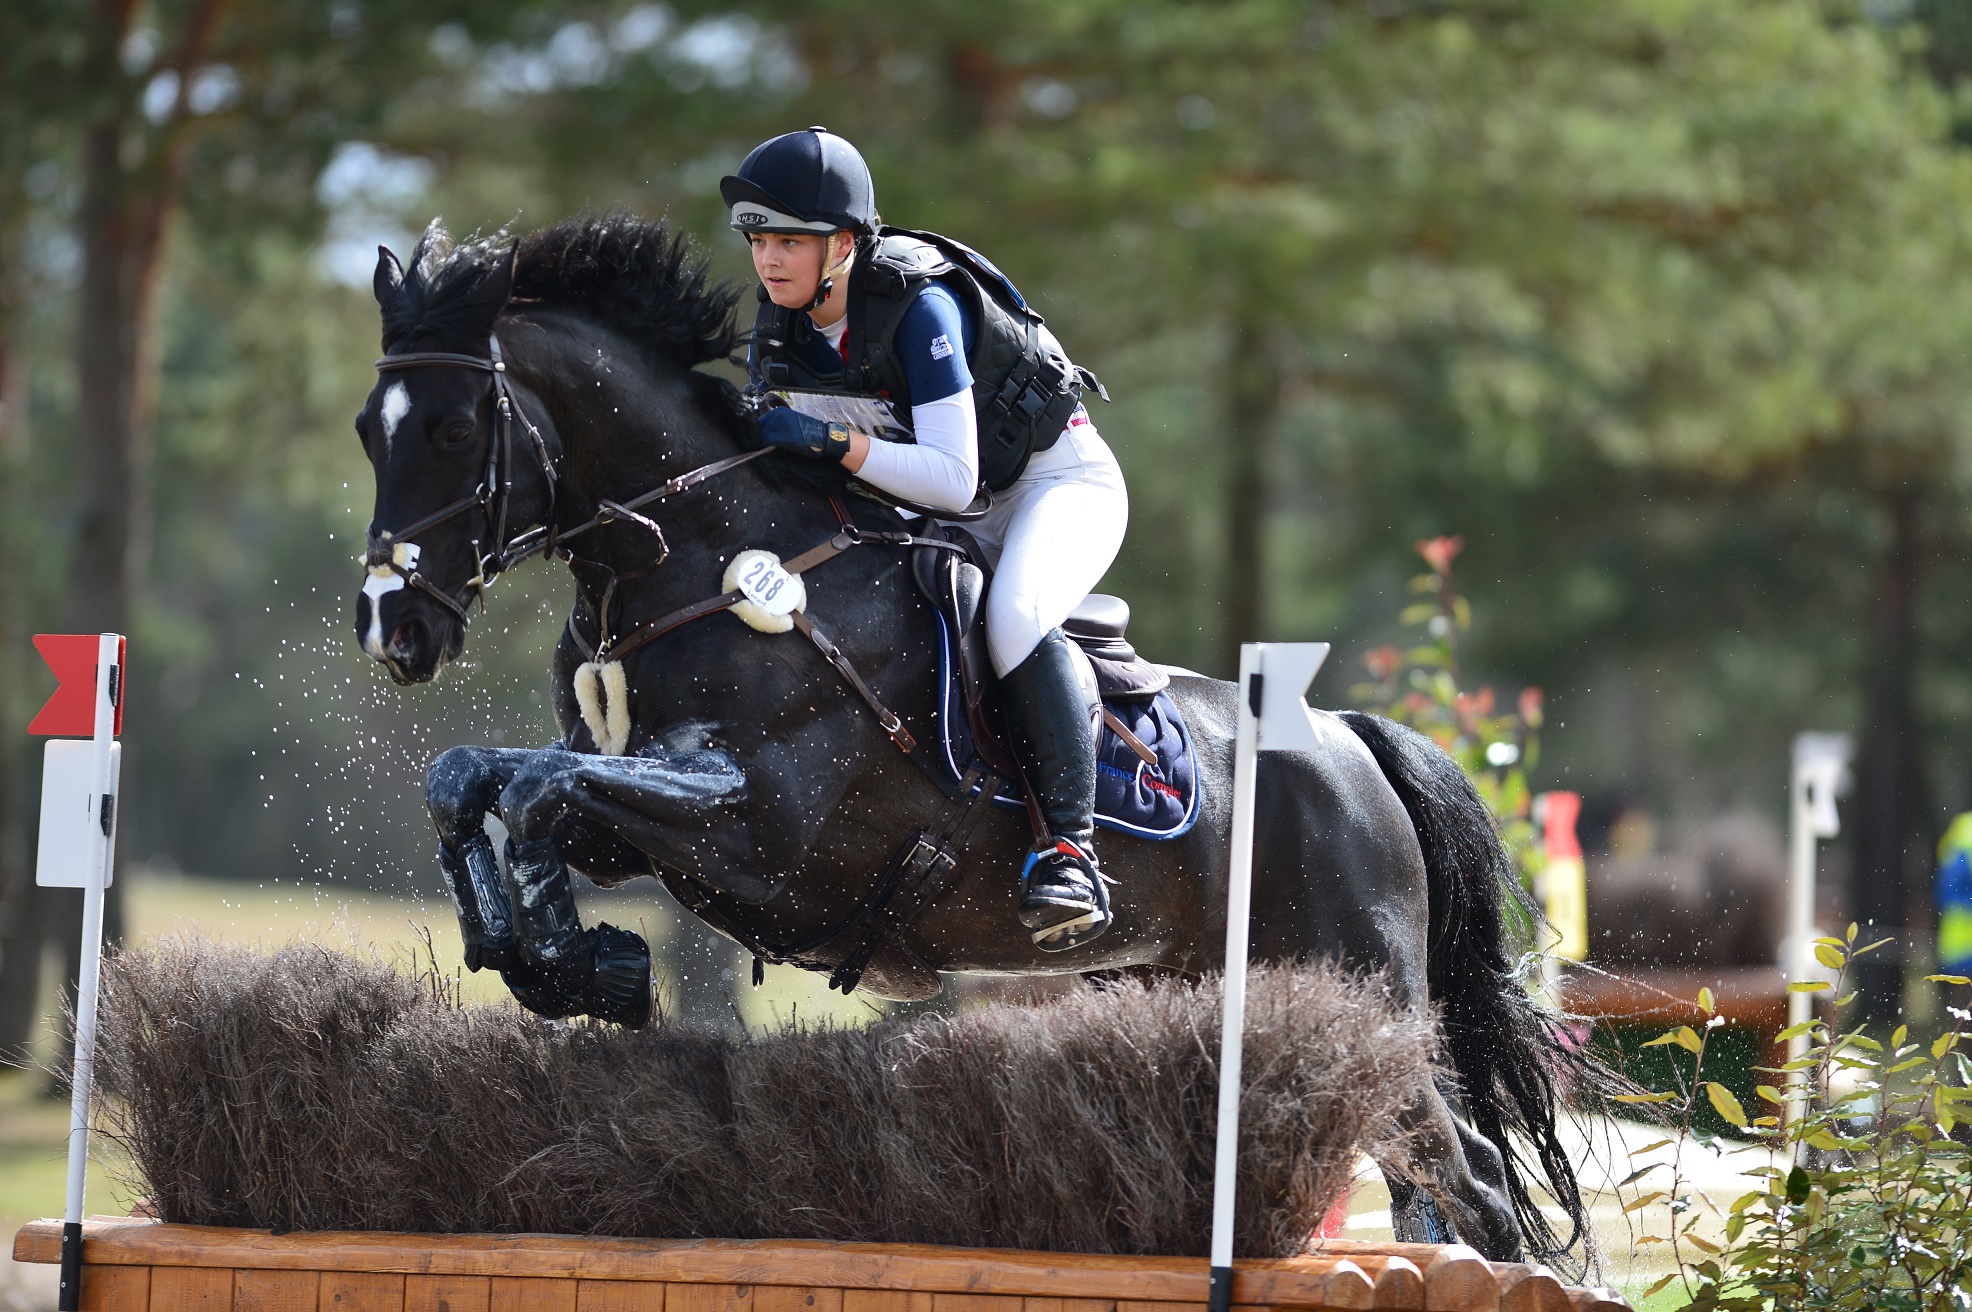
1782,731,1848,1137
31,632,125,1312
1208,642,1329,1312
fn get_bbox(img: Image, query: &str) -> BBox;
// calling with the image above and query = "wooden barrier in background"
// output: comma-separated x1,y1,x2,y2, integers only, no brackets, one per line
14,1219,1629,1312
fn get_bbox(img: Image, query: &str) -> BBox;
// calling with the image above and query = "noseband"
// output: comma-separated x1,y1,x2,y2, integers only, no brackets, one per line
366,334,556,626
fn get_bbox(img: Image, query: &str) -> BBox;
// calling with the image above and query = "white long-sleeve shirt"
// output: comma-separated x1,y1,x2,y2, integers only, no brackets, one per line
817,314,979,512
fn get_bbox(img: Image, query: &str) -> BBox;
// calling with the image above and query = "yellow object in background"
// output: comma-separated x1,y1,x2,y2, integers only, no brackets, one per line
1538,791,1588,961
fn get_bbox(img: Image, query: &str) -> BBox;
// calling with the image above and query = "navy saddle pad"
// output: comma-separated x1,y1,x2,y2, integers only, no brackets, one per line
932,613,1201,841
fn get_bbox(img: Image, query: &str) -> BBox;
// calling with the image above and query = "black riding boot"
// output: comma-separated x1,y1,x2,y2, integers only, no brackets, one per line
1000,629,1111,951
502,835,653,1027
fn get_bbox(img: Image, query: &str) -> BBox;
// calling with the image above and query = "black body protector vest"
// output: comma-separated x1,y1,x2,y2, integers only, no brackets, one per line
749,228,1106,493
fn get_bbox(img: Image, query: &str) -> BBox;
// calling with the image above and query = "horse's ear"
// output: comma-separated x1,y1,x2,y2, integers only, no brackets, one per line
373,245,405,307
458,242,517,321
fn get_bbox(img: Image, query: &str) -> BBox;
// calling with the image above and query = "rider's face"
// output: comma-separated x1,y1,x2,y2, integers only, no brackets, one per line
748,231,852,310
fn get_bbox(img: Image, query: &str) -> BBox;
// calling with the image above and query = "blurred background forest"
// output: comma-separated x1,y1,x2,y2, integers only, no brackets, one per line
7,0,1972,1049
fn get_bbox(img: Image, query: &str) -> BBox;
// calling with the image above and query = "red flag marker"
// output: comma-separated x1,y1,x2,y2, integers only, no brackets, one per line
29,634,124,737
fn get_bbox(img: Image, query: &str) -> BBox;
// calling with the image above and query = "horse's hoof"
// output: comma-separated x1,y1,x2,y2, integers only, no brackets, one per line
501,959,588,1020
586,923,653,1028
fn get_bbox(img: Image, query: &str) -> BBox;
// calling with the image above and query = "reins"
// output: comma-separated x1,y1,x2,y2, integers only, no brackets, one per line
368,331,966,756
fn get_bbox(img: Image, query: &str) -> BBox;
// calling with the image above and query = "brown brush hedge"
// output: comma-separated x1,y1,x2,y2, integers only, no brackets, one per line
94,940,1435,1258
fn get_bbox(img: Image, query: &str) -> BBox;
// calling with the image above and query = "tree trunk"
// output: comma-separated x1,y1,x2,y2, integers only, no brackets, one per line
36,0,223,1077
0,309,35,1066
1221,312,1281,675
1849,486,1926,1029
0,71,46,1065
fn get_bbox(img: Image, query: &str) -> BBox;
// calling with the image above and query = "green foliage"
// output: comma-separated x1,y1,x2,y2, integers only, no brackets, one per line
1351,536,1545,884
1631,933,1972,1312
5,0,1972,900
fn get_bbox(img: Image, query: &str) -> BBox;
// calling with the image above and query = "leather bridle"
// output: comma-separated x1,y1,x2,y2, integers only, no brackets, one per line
368,333,781,619
366,334,557,626
364,330,968,756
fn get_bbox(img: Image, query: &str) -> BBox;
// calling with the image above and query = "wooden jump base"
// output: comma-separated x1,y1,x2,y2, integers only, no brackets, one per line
1558,966,1788,1034
16,1219,1628,1312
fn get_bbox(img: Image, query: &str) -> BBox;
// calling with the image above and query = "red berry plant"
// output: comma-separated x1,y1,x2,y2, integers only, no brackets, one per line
1351,536,1545,888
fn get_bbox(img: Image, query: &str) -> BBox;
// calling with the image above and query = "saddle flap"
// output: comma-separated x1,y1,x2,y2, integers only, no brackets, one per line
910,529,1017,779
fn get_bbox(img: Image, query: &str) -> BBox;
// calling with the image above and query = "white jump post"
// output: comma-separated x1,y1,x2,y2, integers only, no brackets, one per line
1208,642,1328,1312
29,633,126,1312
1781,732,1848,1134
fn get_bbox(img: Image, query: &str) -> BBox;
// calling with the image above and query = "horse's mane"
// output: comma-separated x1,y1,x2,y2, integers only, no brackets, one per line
386,211,859,500
383,212,740,369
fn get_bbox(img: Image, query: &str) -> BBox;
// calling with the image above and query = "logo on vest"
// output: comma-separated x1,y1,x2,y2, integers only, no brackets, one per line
929,334,954,361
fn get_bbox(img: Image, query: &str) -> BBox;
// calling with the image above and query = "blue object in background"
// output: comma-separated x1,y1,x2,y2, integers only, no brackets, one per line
1936,813,1972,974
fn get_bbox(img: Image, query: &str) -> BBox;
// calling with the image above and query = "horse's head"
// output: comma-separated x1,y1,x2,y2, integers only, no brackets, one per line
354,227,555,684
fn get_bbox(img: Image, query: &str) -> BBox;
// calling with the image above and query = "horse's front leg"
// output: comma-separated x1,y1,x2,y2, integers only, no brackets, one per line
490,743,750,1026
425,745,538,976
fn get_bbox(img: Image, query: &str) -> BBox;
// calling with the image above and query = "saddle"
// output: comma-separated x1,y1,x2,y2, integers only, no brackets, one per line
909,526,1169,784
677,524,1178,1006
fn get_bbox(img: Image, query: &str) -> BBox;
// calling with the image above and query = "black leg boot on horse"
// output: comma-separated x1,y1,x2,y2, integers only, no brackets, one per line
487,835,653,1027
441,828,650,1025
1001,629,1112,951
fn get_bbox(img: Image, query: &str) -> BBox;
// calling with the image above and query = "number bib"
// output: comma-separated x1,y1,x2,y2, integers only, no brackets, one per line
722,548,808,634
737,554,800,615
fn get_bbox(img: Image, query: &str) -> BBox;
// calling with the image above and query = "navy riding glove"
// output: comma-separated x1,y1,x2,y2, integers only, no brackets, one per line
759,407,853,462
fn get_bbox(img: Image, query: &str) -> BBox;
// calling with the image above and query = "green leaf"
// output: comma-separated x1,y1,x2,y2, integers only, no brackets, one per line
1926,974,1971,986
1685,1234,1722,1255
1814,943,1847,970
1705,1081,1748,1127
1786,1166,1811,1204
1398,602,1437,626
1934,1033,1957,1059
1642,1274,1679,1298
1639,1024,1704,1054
1788,980,1831,993
1614,1090,1681,1104
1756,1084,1785,1104
1622,1191,1666,1214
1773,1020,1820,1042
1892,1024,1908,1047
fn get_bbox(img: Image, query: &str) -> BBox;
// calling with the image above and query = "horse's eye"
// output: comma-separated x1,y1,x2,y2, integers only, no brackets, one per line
443,421,475,447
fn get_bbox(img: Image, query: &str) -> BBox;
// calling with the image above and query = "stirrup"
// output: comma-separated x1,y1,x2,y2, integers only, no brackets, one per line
1020,840,1114,952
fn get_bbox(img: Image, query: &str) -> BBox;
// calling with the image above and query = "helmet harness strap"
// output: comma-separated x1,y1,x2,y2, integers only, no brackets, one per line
806,231,854,312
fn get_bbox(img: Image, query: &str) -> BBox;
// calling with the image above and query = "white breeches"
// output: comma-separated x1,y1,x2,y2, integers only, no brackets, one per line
959,413,1130,678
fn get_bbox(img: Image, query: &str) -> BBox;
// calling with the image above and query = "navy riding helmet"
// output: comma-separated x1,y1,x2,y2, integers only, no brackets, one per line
721,126,878,235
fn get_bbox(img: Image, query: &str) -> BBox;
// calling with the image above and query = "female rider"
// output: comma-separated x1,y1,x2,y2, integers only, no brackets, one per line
722,127,1129,951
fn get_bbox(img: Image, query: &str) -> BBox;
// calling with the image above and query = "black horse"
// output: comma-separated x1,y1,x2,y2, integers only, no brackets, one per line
351,215,1594,1269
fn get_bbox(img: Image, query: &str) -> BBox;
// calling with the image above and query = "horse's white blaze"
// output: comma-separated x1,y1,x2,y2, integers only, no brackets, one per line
379,381,411,449
361,541,420,658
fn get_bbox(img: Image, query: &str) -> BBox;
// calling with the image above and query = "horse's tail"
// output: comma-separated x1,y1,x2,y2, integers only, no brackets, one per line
1336,710,1591,1268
